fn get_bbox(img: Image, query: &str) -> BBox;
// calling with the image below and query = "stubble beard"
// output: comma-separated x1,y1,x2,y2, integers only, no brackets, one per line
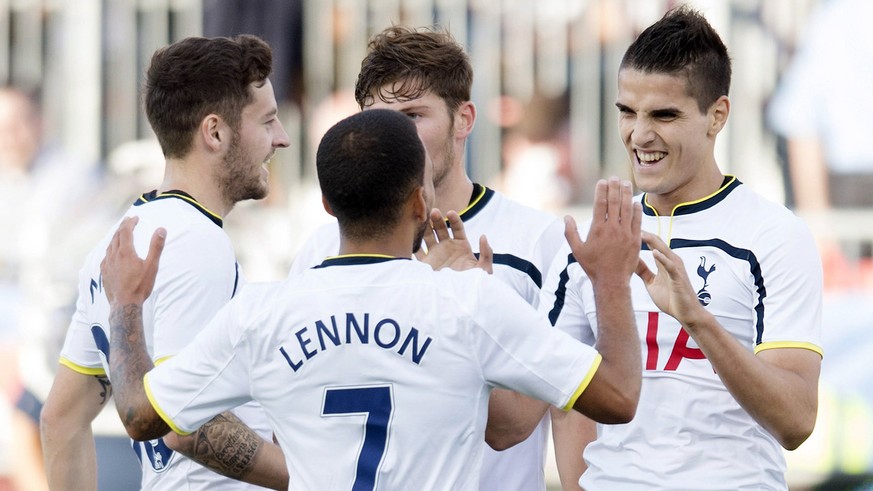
220,133,269,205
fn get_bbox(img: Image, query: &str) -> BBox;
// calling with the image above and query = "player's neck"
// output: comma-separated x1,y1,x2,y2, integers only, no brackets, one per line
337,234,414,259
159,158,231,217
434,172,474,216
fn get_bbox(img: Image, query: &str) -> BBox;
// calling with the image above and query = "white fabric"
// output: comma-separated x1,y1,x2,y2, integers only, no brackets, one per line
59,193,271,490
289,186,566,491
146,257,598,491
542,177,823,490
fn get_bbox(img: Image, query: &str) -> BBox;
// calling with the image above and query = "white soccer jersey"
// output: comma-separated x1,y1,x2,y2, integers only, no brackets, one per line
289,184,565,490
541,177,824,490
59,190,271,491
146,256,598,491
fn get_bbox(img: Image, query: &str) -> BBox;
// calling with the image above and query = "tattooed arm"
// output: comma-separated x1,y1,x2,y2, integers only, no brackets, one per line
40,366,112,491
164,413,289,490
104,218,288,489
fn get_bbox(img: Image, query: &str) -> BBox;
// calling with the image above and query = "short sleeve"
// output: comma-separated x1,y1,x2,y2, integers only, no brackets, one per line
470,275,600,410
145,298,253,434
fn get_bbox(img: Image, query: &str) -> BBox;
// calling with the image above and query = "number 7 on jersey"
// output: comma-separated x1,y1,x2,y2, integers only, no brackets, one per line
322,385,394,491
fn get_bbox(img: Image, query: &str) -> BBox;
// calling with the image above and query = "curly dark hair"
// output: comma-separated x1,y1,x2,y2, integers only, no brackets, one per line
144,34,273,158
355,26,472,115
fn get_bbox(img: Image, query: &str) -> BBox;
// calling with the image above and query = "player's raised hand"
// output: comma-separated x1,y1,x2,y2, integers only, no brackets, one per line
101,216,166,307
418,209,492,273
636,231,709,329
567,177,642,285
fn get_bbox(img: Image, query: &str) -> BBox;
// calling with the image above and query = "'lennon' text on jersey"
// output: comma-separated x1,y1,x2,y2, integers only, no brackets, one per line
279,312,433,372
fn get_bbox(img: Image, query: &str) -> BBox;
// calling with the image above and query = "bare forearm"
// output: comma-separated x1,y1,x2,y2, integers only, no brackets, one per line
41,367,109,491
685,314,820,449
166,412,289,490
574,282,640,422
484,389,549,450
550,406,590,491
42,424,98,491
109,303,169,440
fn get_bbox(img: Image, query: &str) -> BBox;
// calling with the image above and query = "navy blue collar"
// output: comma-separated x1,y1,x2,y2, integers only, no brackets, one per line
456,183,494,222
642,176,741,217
134,190,223,227
314,255,411,269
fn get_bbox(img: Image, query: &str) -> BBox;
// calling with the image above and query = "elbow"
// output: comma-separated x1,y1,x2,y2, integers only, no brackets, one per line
777,429,812,451
125,424,168,443
599,393,638,425
776,418,816,451
772,401,818,451
118,406,170,442
39,398,71,442
601,379,641,424
578,382,640,425
485,425,533,451
38,404,58,442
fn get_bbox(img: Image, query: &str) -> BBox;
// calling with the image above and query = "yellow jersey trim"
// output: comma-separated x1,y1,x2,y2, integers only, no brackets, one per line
755,341,823,357
457,185,488,217
562,353,603,411
153,355,173,366
643,175,738,244
139,192,224,222
59,357,106,376
144,372,192,436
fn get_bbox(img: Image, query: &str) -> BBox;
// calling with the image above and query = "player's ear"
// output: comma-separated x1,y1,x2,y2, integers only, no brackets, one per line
200,114,227,152
410,186,428,223
707,96,729,136
321,195,336,217
452,101,476,140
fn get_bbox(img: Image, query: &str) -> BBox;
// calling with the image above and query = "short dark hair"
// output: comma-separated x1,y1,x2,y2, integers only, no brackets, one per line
144,35,273,158
620,6,731,112
355,26,472,114
317,109,425,241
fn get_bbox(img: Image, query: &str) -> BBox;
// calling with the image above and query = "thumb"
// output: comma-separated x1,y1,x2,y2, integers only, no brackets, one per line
634,256,653,284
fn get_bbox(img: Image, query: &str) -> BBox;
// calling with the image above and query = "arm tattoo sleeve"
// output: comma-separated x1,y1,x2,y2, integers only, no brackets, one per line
109,303,170,439
173,411,263,479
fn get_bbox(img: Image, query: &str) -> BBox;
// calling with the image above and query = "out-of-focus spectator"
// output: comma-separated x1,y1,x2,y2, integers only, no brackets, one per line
0,86,102,490
767,0,873,290
492,91,576,212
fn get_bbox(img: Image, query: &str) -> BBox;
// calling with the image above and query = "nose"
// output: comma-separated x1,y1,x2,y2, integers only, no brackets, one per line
274,119,291,148
631,118,655,147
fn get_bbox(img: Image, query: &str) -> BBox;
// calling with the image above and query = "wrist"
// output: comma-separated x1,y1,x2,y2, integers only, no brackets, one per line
680,308,716,334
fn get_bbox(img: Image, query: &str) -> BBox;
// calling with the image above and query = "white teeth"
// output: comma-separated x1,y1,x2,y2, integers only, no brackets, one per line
636,150,666,162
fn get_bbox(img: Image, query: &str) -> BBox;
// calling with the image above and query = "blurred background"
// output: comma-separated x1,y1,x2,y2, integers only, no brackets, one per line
0,0,870,489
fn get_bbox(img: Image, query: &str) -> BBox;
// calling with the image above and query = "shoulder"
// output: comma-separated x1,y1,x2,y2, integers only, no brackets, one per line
487,189,560,226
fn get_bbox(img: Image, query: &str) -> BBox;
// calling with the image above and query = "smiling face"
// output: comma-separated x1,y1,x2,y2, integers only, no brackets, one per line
365,87,458,191
616,68,728,213
219,79,290,204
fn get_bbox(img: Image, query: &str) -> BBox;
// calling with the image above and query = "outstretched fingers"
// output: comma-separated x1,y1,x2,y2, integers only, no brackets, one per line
101,216,166,307
477,235,493,274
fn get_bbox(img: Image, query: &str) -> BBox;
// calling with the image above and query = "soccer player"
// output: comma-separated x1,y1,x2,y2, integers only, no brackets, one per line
541,7,824,489
288,26,571,491
99,108,643,491
39,35,290,490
